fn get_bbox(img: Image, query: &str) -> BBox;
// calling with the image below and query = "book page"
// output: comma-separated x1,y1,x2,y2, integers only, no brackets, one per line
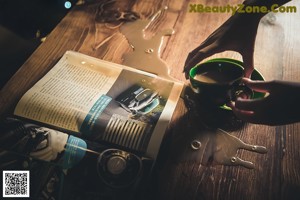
14,51,184,159
14,51,123,132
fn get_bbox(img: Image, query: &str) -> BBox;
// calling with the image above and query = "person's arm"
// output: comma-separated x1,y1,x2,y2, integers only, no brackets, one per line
184,0,291,78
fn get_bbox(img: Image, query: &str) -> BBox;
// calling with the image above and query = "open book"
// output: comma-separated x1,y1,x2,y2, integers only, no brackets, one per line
0,51,183,199
2,50,183,198
14,50,183,160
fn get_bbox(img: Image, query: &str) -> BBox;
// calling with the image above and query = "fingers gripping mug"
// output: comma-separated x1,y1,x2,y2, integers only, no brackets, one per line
189,59,253,106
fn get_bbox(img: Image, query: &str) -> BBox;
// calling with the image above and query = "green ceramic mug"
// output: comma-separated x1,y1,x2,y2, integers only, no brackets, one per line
189,59,251,106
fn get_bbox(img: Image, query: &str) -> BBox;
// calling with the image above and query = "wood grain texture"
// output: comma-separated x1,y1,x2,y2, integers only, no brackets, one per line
1,0,300,199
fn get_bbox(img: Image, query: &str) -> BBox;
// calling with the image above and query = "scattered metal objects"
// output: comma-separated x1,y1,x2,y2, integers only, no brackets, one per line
144,48,154,54
191,139,201,150
231,156,237,163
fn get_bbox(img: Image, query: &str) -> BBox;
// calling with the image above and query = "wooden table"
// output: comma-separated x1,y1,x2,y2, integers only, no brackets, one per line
1,0,300,199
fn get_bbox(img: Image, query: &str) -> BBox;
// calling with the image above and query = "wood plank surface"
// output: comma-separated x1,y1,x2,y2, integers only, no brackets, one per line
1,0,300,199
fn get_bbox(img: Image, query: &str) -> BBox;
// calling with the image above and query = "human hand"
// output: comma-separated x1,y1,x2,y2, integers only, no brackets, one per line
184,13,261,79
229,78,300,125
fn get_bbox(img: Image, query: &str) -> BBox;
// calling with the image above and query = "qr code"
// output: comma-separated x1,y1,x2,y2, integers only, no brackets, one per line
2,170,30,198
